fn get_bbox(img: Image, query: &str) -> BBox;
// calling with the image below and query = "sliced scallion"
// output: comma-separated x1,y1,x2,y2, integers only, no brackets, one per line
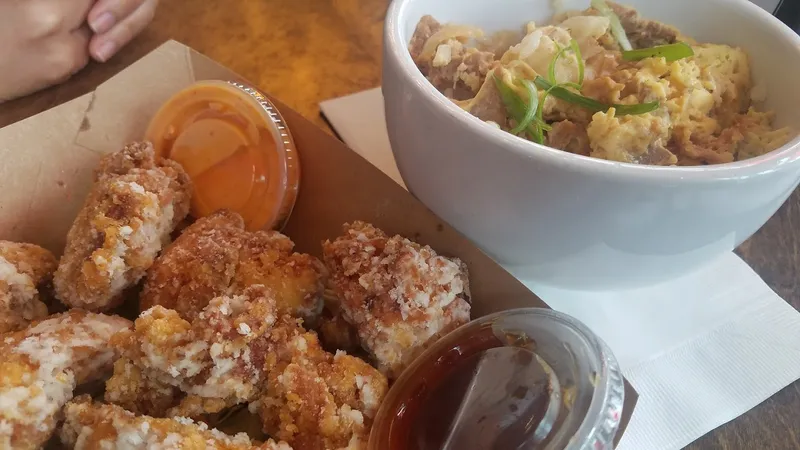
533,76,659,115
548,44,570,85
570,39,585,85
494,75,546,144
621,42,695,62
549,39,585,89
511,79,539,134
591,0,633,51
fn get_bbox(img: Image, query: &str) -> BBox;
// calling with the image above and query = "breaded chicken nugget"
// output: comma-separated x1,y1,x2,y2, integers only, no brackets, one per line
141,210,326,324
106,285,290,418
140,210,244,320
0,310,131,450
251,331,388,450
0,241,57,333
322,221,471,378
106,284,387,450
54,142,191,311
60,396,292,450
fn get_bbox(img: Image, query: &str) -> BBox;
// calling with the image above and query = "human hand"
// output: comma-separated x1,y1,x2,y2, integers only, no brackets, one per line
0,0,94,102
87,0,159,62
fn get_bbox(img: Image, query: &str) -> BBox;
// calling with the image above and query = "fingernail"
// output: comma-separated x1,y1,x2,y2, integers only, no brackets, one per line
95,41,116,62
89,12,116,34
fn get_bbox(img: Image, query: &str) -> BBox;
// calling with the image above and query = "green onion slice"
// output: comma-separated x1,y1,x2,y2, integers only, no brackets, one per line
533,77,659,115
494,75,546,144
511,79,539,134
548,39,585,88
621,42,695,62
529,121,545,144
591,0,633,51
548,44,569,85
570,39,585,85
494,75,528,127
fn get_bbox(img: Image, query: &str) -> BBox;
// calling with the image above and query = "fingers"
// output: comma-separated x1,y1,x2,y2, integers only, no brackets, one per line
16,26,91,100
49,26,92,84
89,0,158,62
87,0,146,34
23,0,95,37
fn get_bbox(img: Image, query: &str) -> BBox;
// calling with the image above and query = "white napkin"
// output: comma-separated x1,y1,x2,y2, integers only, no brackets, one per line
320,87,800,450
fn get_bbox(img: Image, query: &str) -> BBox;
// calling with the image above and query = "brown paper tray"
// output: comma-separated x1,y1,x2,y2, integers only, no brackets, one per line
0,40,637,447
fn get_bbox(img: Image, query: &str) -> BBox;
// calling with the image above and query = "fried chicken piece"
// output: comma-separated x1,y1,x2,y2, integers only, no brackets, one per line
104,358,184,417
60,396,292,450
0,310,132,450
108,282,387,450
53,142,192,312
251,327,388,450
139,210,243,321
141,210,326,325
322,221,471,379
0,241,57,333
105,285,281,418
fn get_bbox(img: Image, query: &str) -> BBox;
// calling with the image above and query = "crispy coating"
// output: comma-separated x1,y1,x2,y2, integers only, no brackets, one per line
322,221,471,378
104,358,184,417
140,210,244,321
53,142,192,311
141,210,326,325
107,283,387,450
0,241,57,333
60,396,292,450
251,326,388,450
105,285,282,418
0,310,131,450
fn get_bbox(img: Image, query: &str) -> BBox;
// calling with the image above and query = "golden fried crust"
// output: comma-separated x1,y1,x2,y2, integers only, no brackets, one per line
95,142,192,219
231,231,326,326
104,358,183,416
140,210,245,317
109,282,388,449
141,210,326,324
0,241,58,283
106,285,287,418
0,241,58,333
322,221,471,379
53,142,192,312
253,327,388,450
60,396,292,450
0,310,131,450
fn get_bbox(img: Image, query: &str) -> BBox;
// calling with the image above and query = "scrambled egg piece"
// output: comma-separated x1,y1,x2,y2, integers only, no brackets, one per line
586,43,790,164
587,109,676,165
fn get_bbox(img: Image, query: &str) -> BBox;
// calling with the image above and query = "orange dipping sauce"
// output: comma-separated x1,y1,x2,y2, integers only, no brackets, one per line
145,81,300,231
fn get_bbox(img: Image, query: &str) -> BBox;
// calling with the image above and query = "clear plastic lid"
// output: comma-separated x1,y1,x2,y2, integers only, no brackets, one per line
369,308,625,450
145,80,300,231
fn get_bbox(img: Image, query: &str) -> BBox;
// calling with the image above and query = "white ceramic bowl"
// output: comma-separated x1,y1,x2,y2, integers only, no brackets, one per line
382,0,800,290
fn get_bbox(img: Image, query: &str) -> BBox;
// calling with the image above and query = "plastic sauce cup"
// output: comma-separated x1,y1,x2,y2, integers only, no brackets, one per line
146,80,300,231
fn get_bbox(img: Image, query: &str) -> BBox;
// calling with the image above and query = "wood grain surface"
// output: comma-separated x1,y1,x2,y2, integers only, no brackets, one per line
0,1,798,449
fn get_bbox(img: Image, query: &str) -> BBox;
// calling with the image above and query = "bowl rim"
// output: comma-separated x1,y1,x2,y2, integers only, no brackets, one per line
384,0,800,182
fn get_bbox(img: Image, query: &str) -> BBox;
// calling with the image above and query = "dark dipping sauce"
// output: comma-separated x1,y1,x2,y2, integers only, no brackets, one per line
377,322,541,450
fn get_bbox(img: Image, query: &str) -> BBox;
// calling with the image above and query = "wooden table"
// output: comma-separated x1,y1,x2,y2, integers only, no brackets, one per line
1,1,798,448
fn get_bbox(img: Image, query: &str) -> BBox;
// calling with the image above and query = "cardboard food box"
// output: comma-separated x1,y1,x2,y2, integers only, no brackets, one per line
0,40,637,446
